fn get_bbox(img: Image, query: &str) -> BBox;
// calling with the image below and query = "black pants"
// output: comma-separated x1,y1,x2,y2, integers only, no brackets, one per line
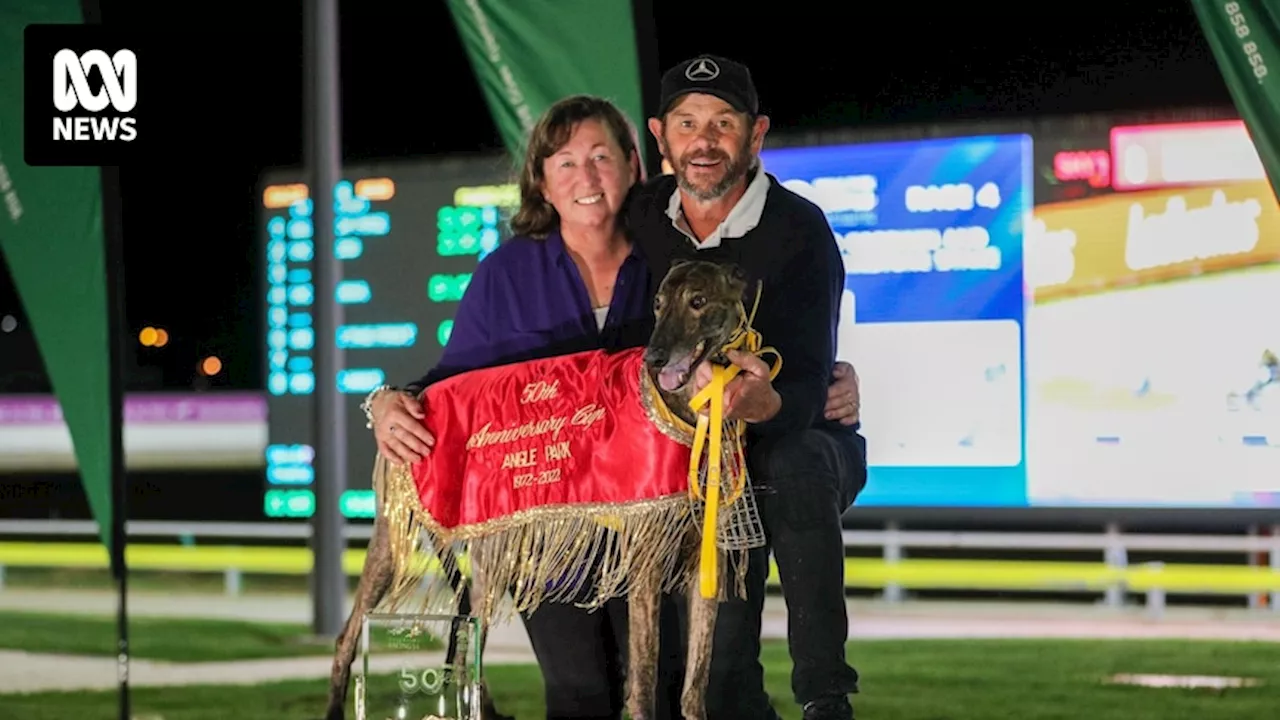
688,426,866,719
522,593,687,720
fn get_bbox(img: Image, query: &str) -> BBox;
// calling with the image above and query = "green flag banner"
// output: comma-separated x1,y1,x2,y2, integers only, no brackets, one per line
446,0,650,164
1191,0,1280,199
0,1,117,563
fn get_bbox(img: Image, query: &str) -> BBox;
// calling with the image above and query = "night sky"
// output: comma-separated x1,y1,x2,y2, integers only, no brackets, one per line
0,0,1232,392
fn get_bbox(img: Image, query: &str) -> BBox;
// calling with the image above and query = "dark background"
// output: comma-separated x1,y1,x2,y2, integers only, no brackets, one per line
0,0,1232,394
0,0,1249,530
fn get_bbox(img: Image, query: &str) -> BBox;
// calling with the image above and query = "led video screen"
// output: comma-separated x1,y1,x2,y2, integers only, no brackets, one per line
766,121,1279,508
762,135,1032,506
258,119,1280,516
1023,121,1280,508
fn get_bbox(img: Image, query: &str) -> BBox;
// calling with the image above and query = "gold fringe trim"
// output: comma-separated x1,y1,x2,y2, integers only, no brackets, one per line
377,454,711,625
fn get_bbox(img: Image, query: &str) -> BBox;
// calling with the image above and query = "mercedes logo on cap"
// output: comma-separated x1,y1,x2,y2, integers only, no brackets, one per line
685,58,720,81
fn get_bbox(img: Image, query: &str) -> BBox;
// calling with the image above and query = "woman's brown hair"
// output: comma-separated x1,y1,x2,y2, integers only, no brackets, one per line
509,95,643,238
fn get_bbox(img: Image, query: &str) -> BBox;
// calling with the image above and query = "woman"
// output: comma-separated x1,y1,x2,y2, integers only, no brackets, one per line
365,95,861,718
367,94,687,720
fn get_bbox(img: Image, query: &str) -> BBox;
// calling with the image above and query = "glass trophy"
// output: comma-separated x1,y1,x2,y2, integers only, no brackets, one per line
354,612,483,720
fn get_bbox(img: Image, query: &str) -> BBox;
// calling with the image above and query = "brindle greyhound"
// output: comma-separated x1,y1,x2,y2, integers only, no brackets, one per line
630,258,761,720
323,259,758,720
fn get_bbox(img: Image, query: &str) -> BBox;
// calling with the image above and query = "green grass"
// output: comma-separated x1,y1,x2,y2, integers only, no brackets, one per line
0,611,439,662
3,639,1277,719
0,611,337,662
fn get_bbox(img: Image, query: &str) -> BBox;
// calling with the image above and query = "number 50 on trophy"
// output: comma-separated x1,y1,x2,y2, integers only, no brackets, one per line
355,613,483,720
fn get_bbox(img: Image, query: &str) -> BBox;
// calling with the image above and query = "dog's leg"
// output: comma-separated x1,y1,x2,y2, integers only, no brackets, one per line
324,508,394,720
443,558,513,720
680,551,720,720
625,568,663,720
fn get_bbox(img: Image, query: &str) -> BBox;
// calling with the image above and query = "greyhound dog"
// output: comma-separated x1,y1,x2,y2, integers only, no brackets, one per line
629,258,763,720
324,259,761,720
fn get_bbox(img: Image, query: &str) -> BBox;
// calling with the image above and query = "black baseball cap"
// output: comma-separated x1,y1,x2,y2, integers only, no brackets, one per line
658,54,759,117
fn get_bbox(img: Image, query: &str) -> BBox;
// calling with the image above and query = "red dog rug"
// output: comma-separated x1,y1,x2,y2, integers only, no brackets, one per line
377,346,710,618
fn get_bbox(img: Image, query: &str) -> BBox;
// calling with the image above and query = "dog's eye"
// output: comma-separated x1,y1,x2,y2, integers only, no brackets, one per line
653,296,664,312
689,295,707,310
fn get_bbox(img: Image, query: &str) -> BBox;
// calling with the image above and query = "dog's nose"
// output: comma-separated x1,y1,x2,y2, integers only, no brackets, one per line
644,347,669,368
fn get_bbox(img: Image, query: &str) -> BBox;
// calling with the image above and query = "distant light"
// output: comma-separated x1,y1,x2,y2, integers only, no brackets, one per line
289,372,315,394
335,237,363,259
153,329,169,347
337,212,390,237
453,184,519,207
336,279,372,304
355,177,395,201
1109,120,1264,190
336,323,417,349
269,372,288,395
288,327,314,350
288,220,313,241
1053,149,1111,188
337,368,386,394
262,183,308,209
0,315,16,333
139,327,158,346
340,489,376,518
288,239,314,261
201,356,222,375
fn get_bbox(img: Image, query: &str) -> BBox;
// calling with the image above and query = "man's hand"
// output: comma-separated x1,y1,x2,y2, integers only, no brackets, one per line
824,361,860,425
690,351,782,423
371,390,435,465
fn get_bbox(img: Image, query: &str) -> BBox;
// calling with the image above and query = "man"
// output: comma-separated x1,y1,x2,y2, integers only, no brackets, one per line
628,54,866,720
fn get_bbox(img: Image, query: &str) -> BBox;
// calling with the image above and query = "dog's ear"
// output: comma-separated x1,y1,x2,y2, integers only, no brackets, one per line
726,263,748,284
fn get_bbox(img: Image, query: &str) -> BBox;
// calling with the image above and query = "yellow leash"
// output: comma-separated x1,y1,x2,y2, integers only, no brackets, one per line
685,281,781,599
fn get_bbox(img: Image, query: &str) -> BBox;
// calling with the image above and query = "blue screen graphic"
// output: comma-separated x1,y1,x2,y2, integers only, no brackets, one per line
762,135,1033,506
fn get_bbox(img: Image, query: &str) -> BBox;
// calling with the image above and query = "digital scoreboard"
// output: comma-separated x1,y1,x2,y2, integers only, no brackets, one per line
258,155,520,518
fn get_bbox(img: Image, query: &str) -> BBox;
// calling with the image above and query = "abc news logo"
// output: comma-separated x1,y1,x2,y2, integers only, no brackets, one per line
53,49,138,143
24,25,145,167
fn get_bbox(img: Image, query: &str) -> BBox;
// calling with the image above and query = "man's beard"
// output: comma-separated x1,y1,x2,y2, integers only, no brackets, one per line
671,133,754,202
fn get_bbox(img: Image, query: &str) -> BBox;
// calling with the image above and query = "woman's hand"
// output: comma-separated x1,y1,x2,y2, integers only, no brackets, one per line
371,390,434,465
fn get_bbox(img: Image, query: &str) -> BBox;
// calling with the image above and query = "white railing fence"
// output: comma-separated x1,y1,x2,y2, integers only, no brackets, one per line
0,519,1276,616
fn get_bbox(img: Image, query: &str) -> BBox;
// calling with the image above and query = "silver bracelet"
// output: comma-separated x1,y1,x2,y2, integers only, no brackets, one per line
359,384,396,430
